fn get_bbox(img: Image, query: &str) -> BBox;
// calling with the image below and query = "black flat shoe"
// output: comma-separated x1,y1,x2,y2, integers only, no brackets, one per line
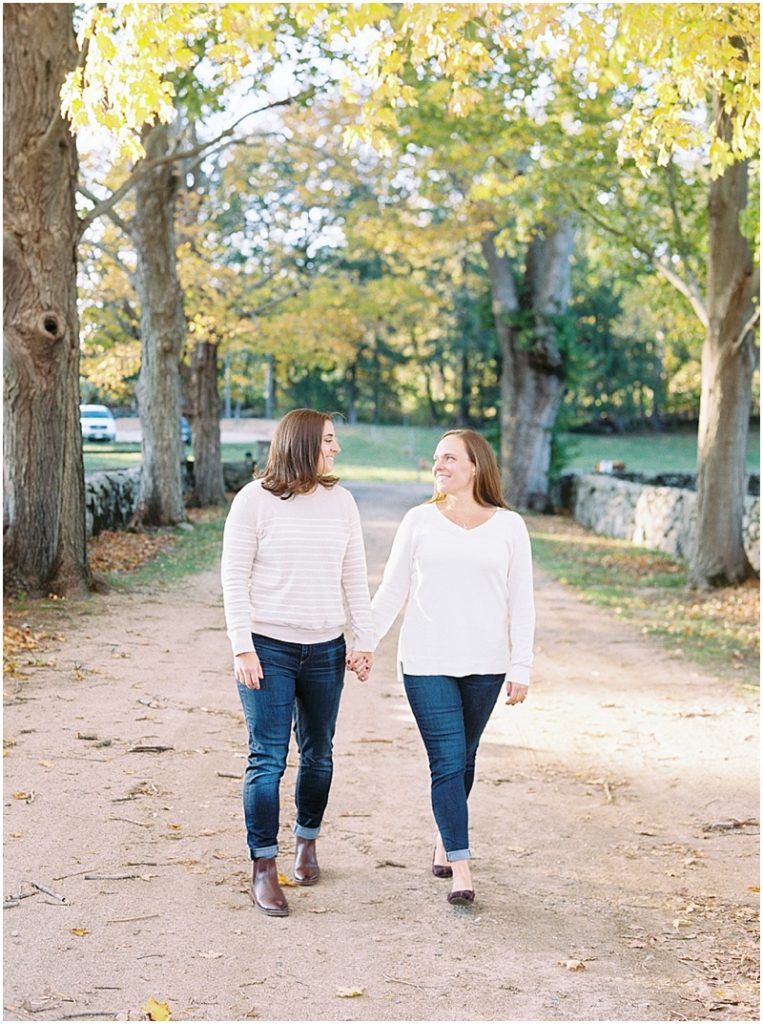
432,846,453,879
447,889,475,906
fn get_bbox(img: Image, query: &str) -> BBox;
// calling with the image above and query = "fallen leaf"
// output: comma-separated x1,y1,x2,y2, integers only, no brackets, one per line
673,918,691,930
168,823,182,831
558,959,586,971
197,950,223,960
70,927,89,937
748,885,760,893
12,791,32,801
336,988,365,997
277,872,297,887
308,906,329,914
143,996,172,1021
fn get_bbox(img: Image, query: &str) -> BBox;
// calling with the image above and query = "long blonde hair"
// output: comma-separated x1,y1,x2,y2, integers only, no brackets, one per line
430,429,508,509
260,409,338,499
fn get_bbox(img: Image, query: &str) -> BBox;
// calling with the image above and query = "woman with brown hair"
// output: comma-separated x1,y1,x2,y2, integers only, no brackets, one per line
369,429,535,907
221,409,374,917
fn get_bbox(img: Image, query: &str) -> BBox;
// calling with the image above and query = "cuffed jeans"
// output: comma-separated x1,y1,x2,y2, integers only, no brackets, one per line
403,673,505,862
237,633,346,859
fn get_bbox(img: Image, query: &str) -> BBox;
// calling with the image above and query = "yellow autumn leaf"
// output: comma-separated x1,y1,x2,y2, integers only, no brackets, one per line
277,872,297,887
12,791,31,800
143,996,172,1021
749,885,760,893
167,823,182,831
70,927,89,937
336,987,365,997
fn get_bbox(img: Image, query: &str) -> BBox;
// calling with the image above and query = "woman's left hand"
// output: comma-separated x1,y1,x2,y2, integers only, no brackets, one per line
505,681,528,706
347,650,373,682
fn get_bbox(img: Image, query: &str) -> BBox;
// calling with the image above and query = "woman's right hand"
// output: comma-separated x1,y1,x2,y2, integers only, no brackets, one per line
234,651,264,690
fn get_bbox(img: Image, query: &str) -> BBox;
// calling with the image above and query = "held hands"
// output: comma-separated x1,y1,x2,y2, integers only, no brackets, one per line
234,650,264,690
347,650,373,682
505,681,528,706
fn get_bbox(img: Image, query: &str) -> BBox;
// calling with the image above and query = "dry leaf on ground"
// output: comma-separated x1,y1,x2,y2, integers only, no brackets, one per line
558,959,587,971
143,996,172,1020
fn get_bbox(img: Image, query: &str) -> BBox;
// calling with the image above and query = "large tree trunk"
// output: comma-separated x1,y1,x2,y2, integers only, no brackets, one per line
3,4,89,596
483,216,575,511
457,349,470,427
690,102,758,587
345,360,358,424
132,124,186,527
187,339,225,506
265,353,277,419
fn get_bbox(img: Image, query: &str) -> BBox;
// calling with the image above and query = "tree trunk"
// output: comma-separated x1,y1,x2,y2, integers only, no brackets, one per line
690,103,757,587
188,339,225,506
345,361,358,424
457,350,470,427
223,352,232,418
483,216,575,510
3,4,89,596
265,352,277,419
132,124,186,527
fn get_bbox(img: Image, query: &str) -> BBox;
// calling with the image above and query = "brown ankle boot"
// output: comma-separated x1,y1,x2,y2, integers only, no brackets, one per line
250,857,288,916
294,837,320,885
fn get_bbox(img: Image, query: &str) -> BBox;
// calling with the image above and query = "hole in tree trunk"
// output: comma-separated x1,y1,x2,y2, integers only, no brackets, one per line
41,313,64,341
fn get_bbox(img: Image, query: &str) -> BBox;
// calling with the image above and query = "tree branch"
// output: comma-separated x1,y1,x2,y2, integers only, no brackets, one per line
572,194,709,328
78,184,134,239
666,160,704,304
79,234,135,279
76,90,315,239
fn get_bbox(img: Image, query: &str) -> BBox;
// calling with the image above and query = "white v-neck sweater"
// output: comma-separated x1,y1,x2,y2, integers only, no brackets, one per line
221,480,375,655
371,503,535,684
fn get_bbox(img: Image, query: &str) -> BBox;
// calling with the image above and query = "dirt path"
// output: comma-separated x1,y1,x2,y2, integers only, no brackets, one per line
4,483,759,1023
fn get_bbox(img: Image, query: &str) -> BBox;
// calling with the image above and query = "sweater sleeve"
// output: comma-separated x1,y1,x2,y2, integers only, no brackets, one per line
341,493,376,652
506,514,535,686
370,509,416,644
220,485,259,656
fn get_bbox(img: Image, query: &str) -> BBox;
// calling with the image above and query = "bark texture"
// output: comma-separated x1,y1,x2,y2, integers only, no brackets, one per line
132,124,187,527
483,215,575,511
690,99,758,587
187,340,225,506
3,4,89,595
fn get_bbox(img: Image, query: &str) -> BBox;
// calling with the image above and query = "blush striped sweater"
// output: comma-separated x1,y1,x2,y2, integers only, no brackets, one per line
220,479,375,656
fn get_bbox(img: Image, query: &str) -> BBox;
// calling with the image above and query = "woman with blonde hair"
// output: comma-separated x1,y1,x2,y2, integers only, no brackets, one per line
369,428,535,907
221,409,374,917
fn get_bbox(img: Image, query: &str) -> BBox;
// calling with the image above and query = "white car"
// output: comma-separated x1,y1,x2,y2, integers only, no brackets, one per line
80,403,117,442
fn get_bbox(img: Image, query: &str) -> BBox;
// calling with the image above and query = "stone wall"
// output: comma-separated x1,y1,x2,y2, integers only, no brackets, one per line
84,454,263,539
84,468,142,539
552,472,760,572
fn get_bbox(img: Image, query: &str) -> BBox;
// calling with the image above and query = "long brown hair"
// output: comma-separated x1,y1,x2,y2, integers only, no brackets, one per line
430,429,509,509
260,409,339,499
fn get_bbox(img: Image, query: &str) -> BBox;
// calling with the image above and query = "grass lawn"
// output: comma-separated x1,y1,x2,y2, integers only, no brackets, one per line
559,428,760,475
527,514,759,690
83,423,760,478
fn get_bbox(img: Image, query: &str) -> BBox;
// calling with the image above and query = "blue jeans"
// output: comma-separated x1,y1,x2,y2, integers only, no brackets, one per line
403,673,505,862
237,633,346,859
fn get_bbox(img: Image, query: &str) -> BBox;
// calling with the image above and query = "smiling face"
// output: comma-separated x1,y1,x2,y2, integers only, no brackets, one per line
432,434,476,498
317,420,341,475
